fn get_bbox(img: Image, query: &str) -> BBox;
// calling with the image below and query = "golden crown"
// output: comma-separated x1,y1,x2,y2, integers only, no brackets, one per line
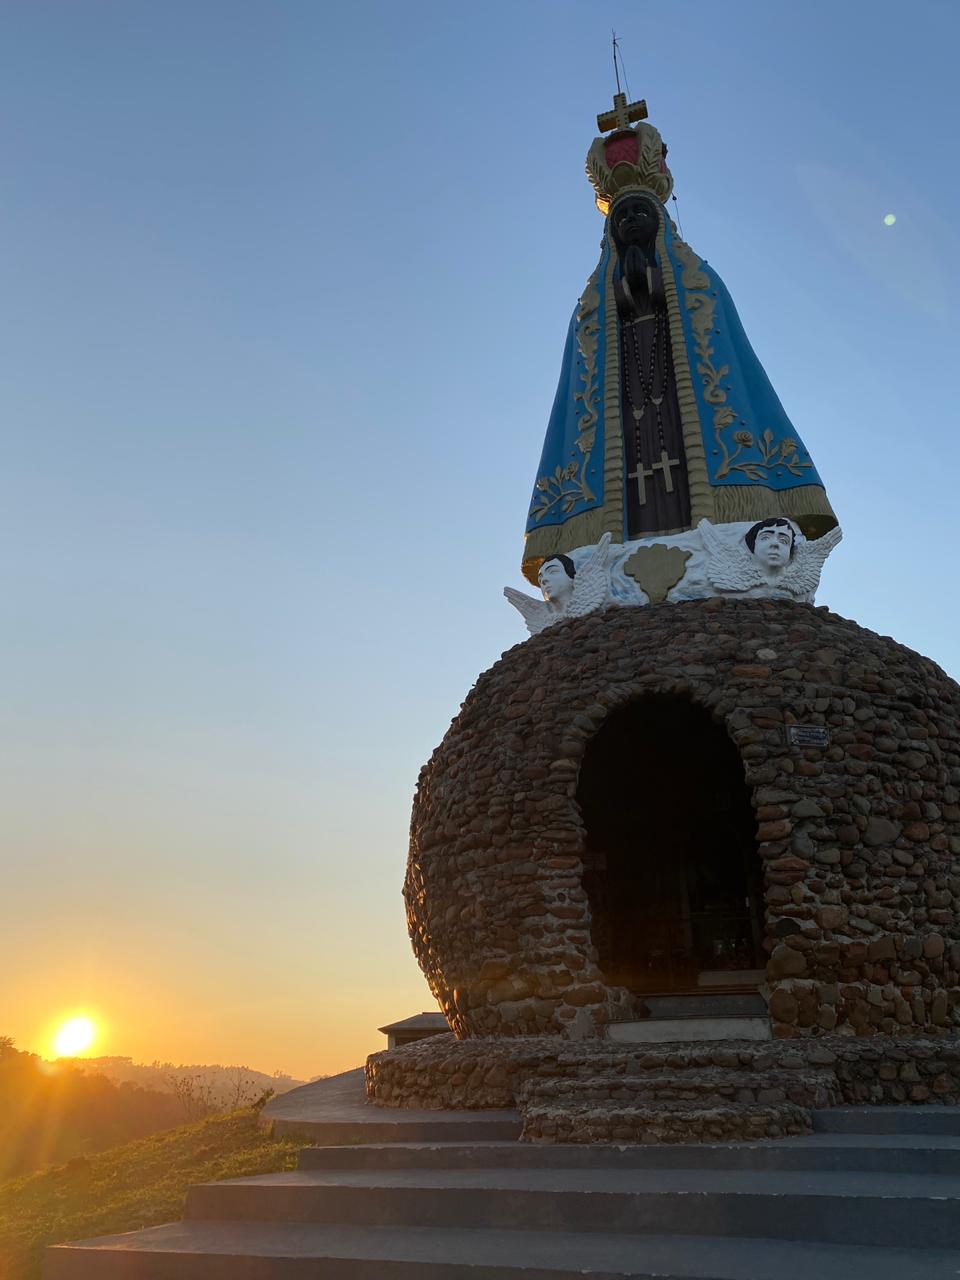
586,94,674,215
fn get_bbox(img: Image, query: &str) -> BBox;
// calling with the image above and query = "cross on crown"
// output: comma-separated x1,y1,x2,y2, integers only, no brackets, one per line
596,92,648,134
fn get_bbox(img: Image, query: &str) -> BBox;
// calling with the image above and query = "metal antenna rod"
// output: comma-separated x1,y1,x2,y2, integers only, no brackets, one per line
612,31,632,102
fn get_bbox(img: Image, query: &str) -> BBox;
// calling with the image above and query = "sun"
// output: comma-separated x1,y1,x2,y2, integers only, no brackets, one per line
52,1016,97,1058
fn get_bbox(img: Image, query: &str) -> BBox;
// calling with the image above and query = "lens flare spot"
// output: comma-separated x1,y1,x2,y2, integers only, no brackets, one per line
883,213,897,226
52,1016,97,1057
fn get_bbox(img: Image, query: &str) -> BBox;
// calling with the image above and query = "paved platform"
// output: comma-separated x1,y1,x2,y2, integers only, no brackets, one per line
298,1130,960,1175
44,1222,960,1279
261,1067,521,1143
46,1099,960,1278
813,1104,960,1134
180,1163,960,1248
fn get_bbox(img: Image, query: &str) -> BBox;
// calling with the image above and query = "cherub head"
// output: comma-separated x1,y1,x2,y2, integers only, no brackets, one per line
506,533,613,636
538,554,576,610
745,518,797,572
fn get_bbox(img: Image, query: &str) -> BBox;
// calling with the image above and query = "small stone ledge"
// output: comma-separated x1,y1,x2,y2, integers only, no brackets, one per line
523,1100,812,1144
365,1031,960,1141
517,1067,840,1110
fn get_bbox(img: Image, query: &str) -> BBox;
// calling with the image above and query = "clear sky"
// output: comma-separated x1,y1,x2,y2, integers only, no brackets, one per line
3,0,959,1080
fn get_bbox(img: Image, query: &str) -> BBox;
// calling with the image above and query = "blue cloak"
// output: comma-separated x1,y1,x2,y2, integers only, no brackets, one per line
522,203,836,582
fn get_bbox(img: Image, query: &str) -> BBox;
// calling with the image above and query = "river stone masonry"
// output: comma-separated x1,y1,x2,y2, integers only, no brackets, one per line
405,598,960,1041
365,1032,960,1142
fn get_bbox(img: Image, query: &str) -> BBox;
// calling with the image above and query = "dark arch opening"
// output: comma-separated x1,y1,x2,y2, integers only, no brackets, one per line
577,695,764,996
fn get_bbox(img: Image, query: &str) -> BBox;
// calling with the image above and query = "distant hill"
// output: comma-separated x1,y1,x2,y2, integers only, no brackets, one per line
68,1057,306,1111
0,1038,309,1184
0,1103,310,1280
0,1039,184,1181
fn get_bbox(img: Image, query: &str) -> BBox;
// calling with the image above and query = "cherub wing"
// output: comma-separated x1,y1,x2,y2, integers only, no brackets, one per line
781,525,843,597
698,519,759,591
503,587,555,636
568,532,612,617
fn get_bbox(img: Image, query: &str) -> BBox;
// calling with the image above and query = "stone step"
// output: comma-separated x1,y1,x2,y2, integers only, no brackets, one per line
813,1105,960,1135
44,1221,960,1279
608,1017,771,1044
520,1069,839,1110
611,1044,835,1071
298,1133,960,1175
179,1165,960,1249
521,1100,810,1144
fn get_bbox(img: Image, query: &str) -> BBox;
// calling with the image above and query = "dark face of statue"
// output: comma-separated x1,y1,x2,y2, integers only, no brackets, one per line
611,197,660,252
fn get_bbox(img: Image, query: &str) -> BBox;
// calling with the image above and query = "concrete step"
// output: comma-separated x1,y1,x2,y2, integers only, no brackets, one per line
260,1067,522,1144
813,1106,960,1135
607,1018,771,1044
298,1133,960,1175
520,1069,839,1110
698,969,766,989
642,994,767,1019
44,1220,960,1279
267,1112,522,1144
180,1165,960,1249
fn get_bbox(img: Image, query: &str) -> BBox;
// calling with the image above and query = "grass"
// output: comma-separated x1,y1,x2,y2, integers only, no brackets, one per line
0,1106,312,1280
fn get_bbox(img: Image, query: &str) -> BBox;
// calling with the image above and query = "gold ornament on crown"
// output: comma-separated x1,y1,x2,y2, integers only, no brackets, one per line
585,93,674,215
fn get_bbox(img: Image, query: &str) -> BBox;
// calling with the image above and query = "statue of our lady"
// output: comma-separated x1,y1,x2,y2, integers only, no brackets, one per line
520,93,838,605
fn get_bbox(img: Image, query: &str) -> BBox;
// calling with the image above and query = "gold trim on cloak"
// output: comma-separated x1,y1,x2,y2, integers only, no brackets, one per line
713,485,836,540
670,233,836,537
522,241,622,584
657,216,715,527
600,236,623,541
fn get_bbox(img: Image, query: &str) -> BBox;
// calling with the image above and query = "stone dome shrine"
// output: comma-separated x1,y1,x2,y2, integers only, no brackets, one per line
377,89,960,1140
405,601,960,1045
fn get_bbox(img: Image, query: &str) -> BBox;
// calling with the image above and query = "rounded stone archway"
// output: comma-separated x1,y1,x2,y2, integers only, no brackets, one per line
576,693,763,996
404,598,960,1041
